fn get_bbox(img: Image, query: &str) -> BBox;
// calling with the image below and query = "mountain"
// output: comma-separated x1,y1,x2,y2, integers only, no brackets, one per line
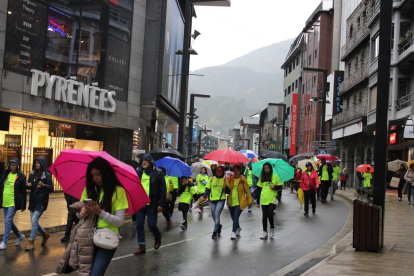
188,38,295,135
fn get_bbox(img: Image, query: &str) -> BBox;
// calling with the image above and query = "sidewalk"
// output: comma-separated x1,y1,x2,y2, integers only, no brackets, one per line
301,188,414,276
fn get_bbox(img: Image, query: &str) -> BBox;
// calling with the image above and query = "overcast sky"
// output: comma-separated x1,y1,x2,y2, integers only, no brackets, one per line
190,0,324,71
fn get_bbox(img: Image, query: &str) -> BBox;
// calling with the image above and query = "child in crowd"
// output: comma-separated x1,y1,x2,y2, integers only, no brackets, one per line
178,177,196,230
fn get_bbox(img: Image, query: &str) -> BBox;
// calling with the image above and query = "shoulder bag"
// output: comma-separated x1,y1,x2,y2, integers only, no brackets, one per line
93,228,119,250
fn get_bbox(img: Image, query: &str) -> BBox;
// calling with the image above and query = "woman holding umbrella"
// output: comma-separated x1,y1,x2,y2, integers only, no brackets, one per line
201,166,227,239
255,162,282,240
300,162,320,216
79,157,128,276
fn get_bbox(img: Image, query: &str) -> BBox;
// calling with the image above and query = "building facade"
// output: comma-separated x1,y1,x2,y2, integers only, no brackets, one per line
0,0,148,189
259,105,284,153
281,34,304,157
297,1,334,156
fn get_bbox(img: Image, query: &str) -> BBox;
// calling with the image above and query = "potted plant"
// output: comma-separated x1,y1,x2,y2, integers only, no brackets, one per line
406,30,412,39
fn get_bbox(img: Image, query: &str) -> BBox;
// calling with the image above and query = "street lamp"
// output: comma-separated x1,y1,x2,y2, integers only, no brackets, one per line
188,94,210,159
302,67,328,141
177,0,231,157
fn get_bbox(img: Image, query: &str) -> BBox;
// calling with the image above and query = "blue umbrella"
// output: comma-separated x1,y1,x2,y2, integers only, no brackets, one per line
155,157,192,177
239,149,259,159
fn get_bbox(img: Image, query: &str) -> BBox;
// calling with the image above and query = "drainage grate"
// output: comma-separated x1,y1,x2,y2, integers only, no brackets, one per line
284,256,329,276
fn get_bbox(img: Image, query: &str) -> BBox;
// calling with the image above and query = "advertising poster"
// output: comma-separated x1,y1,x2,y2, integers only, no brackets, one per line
4,0,48,75
49,122,76,138
161,0,184,110
33,147,53,167
103,35,131,102
5,135,22,163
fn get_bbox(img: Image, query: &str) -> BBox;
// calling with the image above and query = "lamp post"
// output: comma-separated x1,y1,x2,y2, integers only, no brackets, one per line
177,0,231,156
188,94,210,159
302,67,328,141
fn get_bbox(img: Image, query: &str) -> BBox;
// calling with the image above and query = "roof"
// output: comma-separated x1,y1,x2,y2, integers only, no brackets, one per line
259,106,280,127
302,0,333,33
239,116,260,126
281,33,305,69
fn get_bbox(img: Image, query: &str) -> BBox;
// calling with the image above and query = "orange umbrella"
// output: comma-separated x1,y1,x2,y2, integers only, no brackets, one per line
356,164,374,173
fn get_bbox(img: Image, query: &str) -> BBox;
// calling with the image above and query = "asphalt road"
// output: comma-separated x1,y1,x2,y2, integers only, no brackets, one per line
0,191,348,276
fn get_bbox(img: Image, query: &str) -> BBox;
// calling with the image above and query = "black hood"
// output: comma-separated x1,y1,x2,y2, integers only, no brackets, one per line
6,158,21,171
32,156,49,172
141,154,155,165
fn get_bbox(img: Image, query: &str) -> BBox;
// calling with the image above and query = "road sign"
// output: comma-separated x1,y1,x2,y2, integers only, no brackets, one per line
318,149,328,155
313,141,337,146
314,146,337,150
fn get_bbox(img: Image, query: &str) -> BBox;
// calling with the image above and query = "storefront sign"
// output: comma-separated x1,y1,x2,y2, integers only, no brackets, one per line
403,115,414,139
4,0,48,75
33,147,53,167
333,70,344,116
269,140,277,151
390,133,397,145
49,122,76,138
290,93,298,156
76,124,104,141
31,69,117,112
103,35,130,102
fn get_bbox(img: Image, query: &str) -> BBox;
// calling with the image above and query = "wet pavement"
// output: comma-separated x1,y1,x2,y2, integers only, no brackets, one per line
0,191,348,276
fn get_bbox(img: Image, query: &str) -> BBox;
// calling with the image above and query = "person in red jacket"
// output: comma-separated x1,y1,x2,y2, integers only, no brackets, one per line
300,162,320,216
292,166,302,193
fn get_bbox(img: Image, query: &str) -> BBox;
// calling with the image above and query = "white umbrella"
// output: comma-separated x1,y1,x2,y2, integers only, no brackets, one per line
388,159,406,172
298,159,317,170
191,162,213,178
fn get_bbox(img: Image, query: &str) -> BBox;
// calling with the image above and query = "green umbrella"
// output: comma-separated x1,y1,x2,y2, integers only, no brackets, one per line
252,158,294,182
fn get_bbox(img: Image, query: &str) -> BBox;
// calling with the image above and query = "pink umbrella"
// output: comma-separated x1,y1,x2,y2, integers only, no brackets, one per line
49,149,150,214
204,149,250,165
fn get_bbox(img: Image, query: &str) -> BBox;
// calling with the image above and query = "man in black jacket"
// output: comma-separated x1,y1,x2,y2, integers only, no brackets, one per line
0,159,27,250
133,154,166,255
318,158,333,203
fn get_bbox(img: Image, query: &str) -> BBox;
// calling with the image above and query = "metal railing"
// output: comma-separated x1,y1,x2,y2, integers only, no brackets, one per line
341,24,370,60
398,33,414,55
333,103,368,127
396,92,414,111
368,0,380,26
340,67,369,94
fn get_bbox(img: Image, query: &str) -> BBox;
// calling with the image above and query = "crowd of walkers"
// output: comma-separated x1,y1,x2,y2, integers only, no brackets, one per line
3,152,410,276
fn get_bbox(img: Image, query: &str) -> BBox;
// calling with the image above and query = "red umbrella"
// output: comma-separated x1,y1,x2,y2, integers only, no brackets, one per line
204,149,250,165
316,154,339,161
49,149,150,214
356,164,374,173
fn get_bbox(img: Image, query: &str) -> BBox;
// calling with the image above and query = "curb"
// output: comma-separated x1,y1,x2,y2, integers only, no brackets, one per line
271,192,354,276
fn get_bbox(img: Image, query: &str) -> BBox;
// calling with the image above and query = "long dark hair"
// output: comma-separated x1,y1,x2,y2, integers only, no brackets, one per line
200,167,207,175
35,160,44,180
260,162,273,183
86,157,120,213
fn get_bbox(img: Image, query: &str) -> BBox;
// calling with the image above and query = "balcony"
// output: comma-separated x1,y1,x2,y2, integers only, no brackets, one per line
398,33,413,55
333,103,367,127
368,0,380,27
396,92,414,111
340,67,369,95
341,25,370,61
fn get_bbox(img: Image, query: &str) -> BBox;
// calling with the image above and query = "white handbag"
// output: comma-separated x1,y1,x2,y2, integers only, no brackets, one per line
93,228,119,250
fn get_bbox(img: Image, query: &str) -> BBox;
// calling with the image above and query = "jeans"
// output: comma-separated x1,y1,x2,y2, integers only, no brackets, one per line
340,180,347,189
2,206,22,244
210,200,225,232
406,182,414,202
330,180,338,198
292,181,300,192
136,205,161,245
303,190,316,214
261,204,275,232
90,246,117,276
30,206,45,240
228,205,243,233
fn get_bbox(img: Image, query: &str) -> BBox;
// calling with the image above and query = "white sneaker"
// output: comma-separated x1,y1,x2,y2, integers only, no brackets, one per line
236,227,242,236
15,234,25,246
248,208,252,213
260,231,268,240
230,232,236,240
269,229,274,238
198,209,202,213
0,242,6,250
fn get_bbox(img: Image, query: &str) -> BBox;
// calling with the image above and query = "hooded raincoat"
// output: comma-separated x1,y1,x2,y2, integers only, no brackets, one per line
27,156,53,212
